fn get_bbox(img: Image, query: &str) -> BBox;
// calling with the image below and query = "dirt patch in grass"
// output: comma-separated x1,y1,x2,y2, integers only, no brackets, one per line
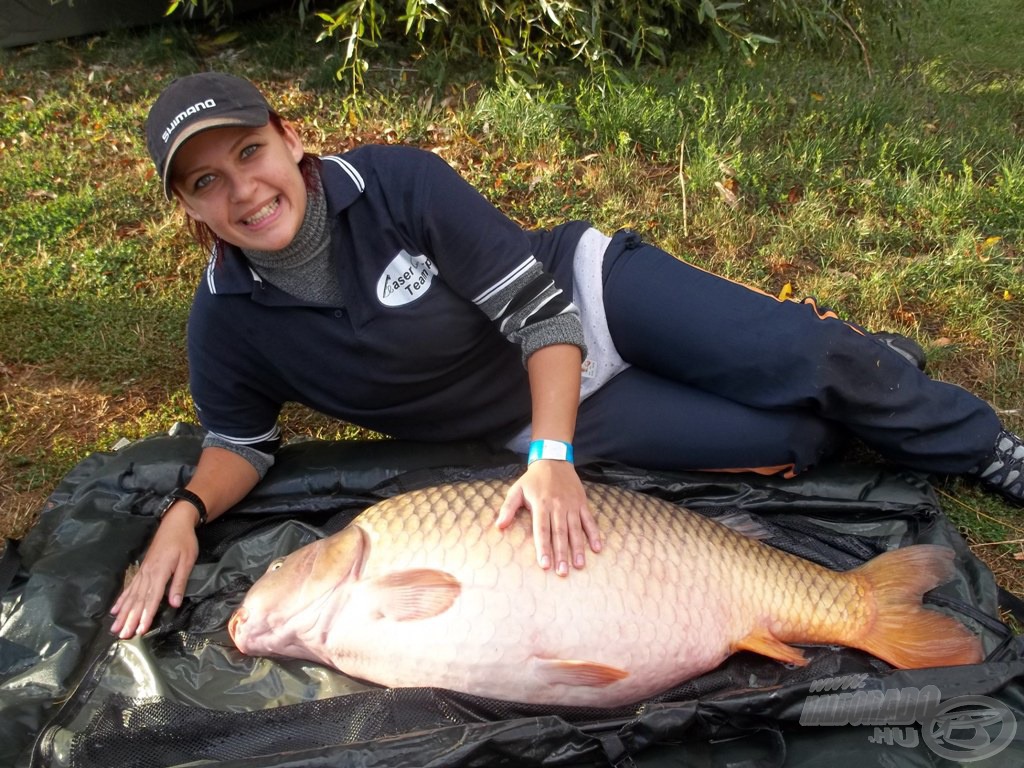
0,488,42,545
0,363,168,539
0,363,370,542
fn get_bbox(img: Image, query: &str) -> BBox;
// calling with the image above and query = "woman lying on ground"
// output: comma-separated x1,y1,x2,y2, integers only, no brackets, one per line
110,72,1023,639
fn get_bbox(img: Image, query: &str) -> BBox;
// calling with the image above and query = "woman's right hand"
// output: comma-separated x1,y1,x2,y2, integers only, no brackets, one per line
109,502,200,639
108,445,261,638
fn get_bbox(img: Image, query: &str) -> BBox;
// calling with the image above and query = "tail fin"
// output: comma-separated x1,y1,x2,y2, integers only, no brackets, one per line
853,544,983,669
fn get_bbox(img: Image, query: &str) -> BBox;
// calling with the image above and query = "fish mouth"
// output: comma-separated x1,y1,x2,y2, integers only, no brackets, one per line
228,607,247,650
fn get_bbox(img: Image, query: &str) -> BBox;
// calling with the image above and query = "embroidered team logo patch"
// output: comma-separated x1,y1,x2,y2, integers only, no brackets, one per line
377,250,438,307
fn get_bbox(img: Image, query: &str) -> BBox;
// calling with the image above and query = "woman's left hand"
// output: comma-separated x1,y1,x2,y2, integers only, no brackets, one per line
496,460,603,575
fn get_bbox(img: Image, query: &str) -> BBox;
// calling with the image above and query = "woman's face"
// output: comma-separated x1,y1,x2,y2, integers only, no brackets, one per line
171,121,307,252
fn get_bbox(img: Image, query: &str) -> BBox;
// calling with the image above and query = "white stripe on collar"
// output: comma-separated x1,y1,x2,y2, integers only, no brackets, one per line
321,155,365,192
205,246,218,294
205,247,263,296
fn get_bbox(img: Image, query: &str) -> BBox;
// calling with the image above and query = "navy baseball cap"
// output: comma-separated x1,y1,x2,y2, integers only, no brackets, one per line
145,72,271,198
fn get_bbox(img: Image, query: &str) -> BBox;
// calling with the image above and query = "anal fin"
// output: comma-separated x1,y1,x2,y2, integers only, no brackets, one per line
734,626,809,666
535,658,630,688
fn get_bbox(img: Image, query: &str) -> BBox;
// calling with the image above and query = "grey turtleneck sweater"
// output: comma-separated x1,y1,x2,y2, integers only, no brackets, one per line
242,171,343,306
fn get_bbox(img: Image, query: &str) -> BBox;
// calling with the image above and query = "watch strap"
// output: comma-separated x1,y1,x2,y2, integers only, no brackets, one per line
165,488,209,526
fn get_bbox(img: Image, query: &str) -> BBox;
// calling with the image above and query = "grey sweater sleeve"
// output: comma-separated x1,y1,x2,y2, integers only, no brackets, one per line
201,432,276,480
474,258,587,365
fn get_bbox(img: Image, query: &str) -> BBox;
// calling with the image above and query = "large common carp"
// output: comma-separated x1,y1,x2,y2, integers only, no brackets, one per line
228,480,982,707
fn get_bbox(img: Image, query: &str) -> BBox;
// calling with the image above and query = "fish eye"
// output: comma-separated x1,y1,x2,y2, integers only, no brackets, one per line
267,558,285,572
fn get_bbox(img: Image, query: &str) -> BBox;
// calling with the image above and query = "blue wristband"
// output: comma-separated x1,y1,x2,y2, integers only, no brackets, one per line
527,439,574,465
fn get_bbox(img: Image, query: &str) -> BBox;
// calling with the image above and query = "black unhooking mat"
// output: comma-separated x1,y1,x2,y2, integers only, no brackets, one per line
3,425,1024,767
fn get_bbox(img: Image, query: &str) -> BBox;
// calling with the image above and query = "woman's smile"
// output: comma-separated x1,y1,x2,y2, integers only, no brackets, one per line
243,196,282,228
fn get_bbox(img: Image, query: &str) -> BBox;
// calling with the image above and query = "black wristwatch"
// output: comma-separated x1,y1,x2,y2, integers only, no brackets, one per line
156,487,208,527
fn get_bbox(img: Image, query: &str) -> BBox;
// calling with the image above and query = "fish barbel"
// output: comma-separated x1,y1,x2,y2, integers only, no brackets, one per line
229,480,982,707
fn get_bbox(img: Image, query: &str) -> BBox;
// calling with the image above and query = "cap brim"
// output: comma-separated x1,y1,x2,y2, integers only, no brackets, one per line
161,110,269,199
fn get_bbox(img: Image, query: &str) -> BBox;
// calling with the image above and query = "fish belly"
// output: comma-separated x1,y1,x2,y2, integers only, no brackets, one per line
316,481,795,707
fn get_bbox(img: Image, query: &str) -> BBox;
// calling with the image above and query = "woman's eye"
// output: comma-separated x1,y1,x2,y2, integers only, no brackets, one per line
241,144,260,159
194,173,215,190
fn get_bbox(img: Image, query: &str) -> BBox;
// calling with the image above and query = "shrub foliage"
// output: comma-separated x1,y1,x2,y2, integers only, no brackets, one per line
177,0,912,88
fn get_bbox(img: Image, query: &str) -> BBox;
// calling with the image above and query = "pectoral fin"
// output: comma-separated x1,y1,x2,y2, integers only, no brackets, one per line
371,569,461,621
734,626,808,666
535,658,630,688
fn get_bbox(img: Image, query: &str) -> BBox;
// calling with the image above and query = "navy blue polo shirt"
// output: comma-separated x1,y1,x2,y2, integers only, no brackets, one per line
187,144,590,450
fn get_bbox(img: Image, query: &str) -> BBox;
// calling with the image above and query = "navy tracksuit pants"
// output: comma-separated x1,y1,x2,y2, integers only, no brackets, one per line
572,231,1000,476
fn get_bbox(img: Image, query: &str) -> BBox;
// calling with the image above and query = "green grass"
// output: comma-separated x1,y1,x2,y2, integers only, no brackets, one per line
1,2,1022,552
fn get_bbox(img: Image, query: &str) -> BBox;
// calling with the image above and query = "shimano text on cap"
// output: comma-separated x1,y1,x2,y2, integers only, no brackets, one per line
145,72,271,198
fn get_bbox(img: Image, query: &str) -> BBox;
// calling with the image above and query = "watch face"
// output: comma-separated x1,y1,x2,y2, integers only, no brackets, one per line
156,494,177,519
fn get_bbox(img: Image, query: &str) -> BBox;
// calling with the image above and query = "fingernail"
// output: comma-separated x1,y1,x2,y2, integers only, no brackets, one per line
540,555,551,569
574,554,585,568
557,561,568,576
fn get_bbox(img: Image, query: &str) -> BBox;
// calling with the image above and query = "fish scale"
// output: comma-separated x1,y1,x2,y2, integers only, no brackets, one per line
230,479,983,707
